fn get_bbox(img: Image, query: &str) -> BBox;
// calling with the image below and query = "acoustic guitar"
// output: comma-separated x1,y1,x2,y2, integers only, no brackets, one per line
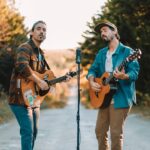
21,69,80,107
89,49,142,108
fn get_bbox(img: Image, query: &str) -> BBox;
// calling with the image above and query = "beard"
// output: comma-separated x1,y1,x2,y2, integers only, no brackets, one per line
101,35,110,44
102,34,115,43
39,34,46,41
102,40,110,45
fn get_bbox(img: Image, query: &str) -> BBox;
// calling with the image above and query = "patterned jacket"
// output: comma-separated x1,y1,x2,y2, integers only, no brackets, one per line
8,39,48,105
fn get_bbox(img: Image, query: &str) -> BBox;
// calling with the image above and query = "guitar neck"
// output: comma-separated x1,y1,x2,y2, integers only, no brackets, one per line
47,70,80,86
104,49,141,84
48,75,67,85
118,59,127,71
105,59,128,84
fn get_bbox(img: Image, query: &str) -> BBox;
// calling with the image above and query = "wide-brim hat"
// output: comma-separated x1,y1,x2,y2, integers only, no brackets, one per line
94,21,117,33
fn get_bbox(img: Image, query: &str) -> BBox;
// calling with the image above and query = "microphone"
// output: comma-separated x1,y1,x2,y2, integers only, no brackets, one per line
76,48,81,64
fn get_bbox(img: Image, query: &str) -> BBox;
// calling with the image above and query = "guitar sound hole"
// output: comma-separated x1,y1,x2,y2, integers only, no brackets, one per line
102,78,107,85
95,92,99,98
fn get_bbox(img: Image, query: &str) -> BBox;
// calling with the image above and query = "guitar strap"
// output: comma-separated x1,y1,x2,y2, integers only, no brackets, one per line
43,58,50,70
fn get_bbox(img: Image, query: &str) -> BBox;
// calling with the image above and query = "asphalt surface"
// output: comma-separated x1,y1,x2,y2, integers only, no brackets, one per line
0,86,150,150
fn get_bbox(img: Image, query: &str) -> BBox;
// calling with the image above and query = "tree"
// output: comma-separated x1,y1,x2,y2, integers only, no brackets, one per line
0,0,28,93
80,0,150,100
0,0,28,48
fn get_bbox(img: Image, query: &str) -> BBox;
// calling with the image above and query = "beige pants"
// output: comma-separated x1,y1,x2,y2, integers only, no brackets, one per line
95,104,130,150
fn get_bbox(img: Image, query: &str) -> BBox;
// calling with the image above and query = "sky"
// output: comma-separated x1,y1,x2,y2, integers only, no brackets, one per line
15,0,107,50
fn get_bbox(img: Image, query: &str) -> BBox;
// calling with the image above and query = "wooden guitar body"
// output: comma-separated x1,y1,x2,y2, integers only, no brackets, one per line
21,70,55,107
89,72,110,108
21,69,80,107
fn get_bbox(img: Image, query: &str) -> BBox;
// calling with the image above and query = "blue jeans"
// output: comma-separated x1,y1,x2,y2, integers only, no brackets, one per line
10,105,40,150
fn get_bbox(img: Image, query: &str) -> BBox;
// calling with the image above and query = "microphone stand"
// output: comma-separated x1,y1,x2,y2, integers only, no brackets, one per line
76,48,81,150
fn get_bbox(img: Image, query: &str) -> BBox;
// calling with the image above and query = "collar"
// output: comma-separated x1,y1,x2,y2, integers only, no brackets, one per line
28,39,44,55
102,42,124,55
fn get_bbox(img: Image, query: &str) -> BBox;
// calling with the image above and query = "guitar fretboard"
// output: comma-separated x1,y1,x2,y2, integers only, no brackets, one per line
118,59,128,72
47,70,81,85
48,75,67,85
104,59,128,85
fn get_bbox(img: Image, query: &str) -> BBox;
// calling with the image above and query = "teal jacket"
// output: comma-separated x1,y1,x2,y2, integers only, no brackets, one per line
87,43,140,108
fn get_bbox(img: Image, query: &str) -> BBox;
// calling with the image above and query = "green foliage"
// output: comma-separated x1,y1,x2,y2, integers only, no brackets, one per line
0,93,13,123
0,49,15,93
0,0,28,47
80,0,150,96
0,0,28,93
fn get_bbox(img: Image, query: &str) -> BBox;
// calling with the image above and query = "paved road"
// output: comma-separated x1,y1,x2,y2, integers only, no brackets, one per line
0,86,150,150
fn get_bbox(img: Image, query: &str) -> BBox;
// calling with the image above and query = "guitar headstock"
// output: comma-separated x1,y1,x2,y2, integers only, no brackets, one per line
68,68,83,77
127,49,142,62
